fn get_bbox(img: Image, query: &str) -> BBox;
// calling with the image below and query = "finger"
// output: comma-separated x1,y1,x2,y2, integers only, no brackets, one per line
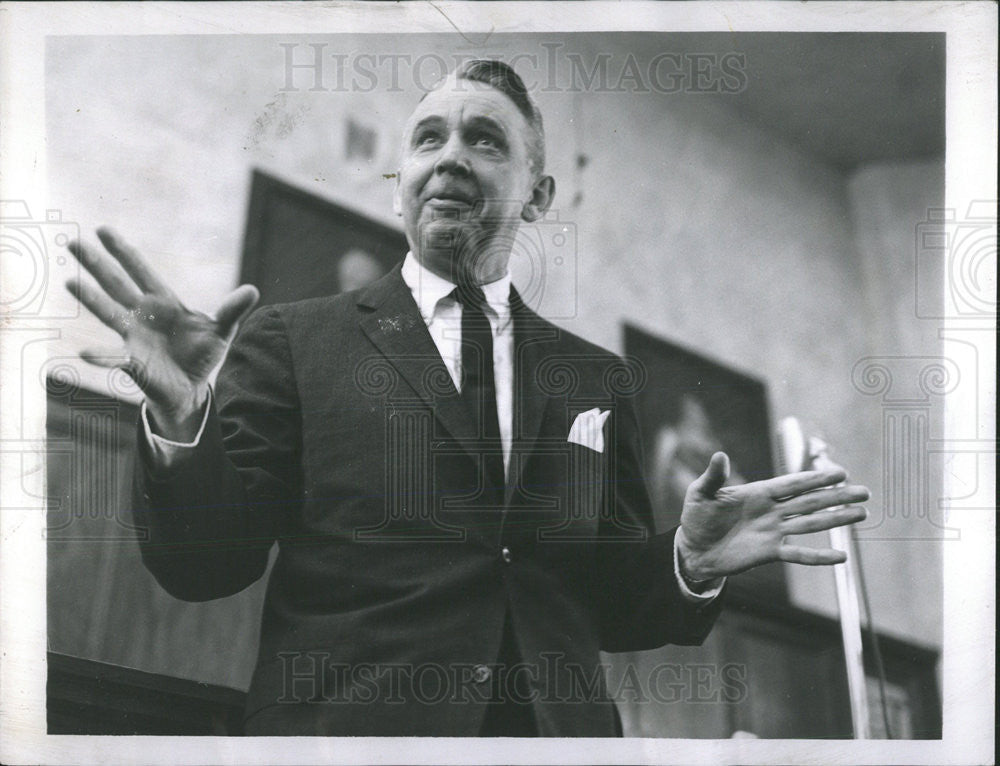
766,468,848,499
780,485,870,516
66,239,143,308
778,545,847,566
96,226,175,297
691,452,730,497
812,453,850,482
79,346,130,370
783,506,867,536
65,278,129,335
215,284,260,337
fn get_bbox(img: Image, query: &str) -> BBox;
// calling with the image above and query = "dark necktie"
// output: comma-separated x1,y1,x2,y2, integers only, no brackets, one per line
452,285,505,497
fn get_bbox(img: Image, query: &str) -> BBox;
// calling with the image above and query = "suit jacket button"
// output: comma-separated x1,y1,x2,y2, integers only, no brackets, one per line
473,664,491,683
501,546,512,564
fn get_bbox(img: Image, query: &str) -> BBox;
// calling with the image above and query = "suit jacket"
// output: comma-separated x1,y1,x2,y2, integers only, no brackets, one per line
132,263,723,736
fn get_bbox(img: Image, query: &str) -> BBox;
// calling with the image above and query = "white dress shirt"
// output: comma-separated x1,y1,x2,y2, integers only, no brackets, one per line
142,252,722,601
399,252,514,476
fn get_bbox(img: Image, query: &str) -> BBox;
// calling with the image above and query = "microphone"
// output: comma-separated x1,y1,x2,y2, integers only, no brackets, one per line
776,416,810,475
777,415,838,476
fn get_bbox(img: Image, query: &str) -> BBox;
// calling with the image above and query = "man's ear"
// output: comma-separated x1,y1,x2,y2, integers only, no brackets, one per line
392,172,402,216
521,175,555,223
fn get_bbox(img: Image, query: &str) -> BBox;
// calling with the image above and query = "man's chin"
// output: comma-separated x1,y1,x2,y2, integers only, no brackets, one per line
416,215,479,250
414,222,509,282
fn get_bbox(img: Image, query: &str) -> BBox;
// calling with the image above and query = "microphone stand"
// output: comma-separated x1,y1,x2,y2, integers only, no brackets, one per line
808,436,871,739
777,418,870,738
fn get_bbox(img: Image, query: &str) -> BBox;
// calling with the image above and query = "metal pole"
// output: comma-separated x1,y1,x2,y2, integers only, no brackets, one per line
812,439,871,738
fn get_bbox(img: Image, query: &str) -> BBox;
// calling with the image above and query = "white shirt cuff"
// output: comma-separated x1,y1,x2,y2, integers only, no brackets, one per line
140,390,212,470
673,534,726,602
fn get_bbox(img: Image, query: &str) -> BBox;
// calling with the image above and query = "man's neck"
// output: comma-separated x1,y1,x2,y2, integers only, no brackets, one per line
412,247,510,287
402,252,511,321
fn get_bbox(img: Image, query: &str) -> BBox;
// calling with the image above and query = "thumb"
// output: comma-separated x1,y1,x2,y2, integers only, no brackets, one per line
215,284,260,337
692,451,730,497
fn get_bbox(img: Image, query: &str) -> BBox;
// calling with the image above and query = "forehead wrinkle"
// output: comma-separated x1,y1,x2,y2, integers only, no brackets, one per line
409,87,523,132
456,94,525,137
463,113,508,136
410,114,445,133
445,97,517,138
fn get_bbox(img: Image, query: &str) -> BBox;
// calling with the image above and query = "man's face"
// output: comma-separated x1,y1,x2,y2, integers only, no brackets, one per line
394,77,546,284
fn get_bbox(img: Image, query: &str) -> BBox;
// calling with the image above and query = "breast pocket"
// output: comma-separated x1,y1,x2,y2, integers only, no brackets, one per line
529,441,607,542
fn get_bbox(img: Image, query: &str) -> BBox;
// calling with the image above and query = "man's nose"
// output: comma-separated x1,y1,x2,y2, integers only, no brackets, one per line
434,134,471,176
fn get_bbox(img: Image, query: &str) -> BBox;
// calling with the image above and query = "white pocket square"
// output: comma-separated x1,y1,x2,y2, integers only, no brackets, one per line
567,408,611,453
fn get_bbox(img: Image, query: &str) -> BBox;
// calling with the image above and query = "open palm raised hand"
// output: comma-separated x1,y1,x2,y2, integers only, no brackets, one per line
65,227,259,438
677,452,869,581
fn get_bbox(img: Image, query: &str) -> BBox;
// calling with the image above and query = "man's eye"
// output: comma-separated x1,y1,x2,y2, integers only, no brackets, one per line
473,134,500,148
416,133,441,146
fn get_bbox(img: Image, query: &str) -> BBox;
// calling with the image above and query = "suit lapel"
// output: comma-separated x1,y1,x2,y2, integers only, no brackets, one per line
356,265,476,454
506,288,560,506
356,272,563,510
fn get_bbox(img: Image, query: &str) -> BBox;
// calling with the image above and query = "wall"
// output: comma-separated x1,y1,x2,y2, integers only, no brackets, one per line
556,84,944,648
844,160,945,646
44,34,942,690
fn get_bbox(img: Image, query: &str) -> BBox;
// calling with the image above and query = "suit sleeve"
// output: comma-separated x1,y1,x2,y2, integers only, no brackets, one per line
594,395,725,652
130,306,302,601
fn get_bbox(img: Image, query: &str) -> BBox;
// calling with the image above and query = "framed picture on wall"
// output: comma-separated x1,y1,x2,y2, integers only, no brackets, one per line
623,323,786,602
240,169,408,306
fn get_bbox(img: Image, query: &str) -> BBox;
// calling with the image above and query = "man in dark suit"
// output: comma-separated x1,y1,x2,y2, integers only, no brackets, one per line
65,60,870,736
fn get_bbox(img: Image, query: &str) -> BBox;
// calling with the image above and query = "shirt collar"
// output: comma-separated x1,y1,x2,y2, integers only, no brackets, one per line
401,251,511,321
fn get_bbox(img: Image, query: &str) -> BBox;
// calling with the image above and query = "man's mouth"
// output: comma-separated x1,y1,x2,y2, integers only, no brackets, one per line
424,194,482,222
425,190,476,207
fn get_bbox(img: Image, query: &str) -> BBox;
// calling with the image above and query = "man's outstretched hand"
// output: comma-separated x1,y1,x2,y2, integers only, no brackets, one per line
65,227,259,440
676,452,869,581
